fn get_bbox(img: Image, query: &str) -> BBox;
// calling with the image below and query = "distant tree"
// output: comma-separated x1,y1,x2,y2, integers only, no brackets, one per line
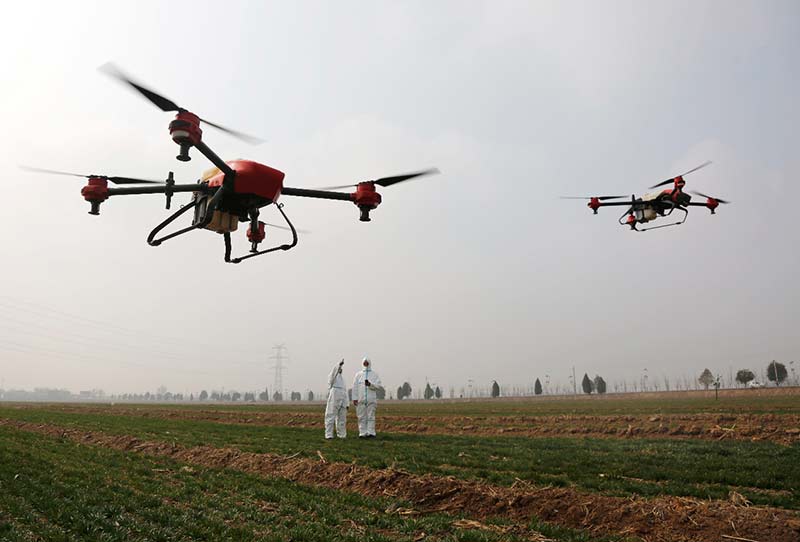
735,369,755,387
273,391,283,401
698,369,715,390
291,391,302,401
348,388,353,401
397,386,404,400
594,375,607,395
491,381,500,398
258,390,269,401
434,386,442,399
766,361,788,386
375,387,386,400
189,393,194,401
581,373,593,394
307,391,314,401
199,390,208,401
534,378,542,396
231,391,241,401
402,382,412,399
424,383,434,400
244,392,255,402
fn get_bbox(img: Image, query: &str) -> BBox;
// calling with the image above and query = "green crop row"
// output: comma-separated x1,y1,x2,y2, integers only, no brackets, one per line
0,425,609,542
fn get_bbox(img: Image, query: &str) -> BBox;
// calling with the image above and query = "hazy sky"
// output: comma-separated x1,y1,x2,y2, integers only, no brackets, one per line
1,1,798,396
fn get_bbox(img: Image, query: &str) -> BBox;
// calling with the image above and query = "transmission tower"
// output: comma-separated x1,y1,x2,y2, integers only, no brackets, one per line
269,344,288,399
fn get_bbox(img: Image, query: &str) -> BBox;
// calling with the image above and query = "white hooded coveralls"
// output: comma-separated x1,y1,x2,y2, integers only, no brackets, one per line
324,363,348,438
352,363,384,437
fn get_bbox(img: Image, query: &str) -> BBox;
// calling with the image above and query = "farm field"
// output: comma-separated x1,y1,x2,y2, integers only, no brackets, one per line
1,390,799,541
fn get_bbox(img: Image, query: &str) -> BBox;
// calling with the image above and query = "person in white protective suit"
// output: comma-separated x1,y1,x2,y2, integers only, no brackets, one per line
352,357,384,438
324,359,348,439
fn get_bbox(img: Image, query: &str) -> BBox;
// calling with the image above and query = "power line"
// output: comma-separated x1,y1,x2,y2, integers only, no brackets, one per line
0,295,264,357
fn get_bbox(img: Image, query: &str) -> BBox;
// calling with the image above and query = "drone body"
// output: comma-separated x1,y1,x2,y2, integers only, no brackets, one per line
26,64,439,263
565,162,729,232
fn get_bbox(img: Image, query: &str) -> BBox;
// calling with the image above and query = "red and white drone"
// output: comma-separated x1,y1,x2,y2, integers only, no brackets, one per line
24,64,439,263
563,162,729,232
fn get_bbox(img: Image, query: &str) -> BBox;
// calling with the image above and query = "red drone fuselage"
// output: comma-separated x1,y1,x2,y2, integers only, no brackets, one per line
205,160,285,202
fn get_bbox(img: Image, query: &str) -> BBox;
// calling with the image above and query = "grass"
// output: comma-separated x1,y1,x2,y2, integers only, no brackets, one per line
0,425,610,542
2,405,798,510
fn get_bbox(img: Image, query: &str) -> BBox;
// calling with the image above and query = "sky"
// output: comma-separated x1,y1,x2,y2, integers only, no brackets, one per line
1,0,798,397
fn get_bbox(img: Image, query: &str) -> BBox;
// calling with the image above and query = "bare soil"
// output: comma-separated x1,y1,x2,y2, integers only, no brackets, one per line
3,418,798,542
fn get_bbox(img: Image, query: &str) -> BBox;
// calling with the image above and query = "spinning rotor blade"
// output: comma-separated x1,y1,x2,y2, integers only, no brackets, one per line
315,168,440,190
679,161,713,178
99,63,180,112
649,161,712,189
198,118,263,145
560,195,627,200
99,63,263,144
20,165,162,184
374,168,440,187
264,222,311,234
690,190,730,204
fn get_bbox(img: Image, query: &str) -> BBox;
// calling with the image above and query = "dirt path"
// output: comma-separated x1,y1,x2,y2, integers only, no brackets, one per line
3,418,798,542
29,404,800,444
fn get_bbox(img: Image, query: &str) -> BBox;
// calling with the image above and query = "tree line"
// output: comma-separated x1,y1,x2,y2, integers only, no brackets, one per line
699,360,790,389
55,359,796,404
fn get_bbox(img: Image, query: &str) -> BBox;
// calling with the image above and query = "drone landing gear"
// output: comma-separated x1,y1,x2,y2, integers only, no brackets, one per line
618,204,689,232
147,184,221,246
224,202,298,264
147,199,201,246
635,207,689,232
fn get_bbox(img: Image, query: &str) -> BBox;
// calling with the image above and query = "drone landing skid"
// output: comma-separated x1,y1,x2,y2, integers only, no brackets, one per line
225,203,298,264
146,184,225,247
627,207,689,232
146,199,201,246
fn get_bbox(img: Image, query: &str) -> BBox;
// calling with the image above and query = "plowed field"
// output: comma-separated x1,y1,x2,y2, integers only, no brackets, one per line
1,390,798,541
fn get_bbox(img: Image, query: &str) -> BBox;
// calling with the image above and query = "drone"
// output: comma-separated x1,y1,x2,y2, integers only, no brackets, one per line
562,162,729,232
24,64,439,263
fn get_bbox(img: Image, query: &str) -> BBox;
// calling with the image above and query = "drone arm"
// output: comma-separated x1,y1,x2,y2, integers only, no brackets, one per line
227,202,299,264
281,187,353,201
194,141,234,176
107,183,207,196
594,201,637,207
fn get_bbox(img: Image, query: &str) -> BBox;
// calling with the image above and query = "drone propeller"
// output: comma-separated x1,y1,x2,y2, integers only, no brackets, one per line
264,222,311,234
20,165,162,185
690,190,730,204
315,168,440,190
559,195,627,200
649,161,712,189
99,63,263,145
